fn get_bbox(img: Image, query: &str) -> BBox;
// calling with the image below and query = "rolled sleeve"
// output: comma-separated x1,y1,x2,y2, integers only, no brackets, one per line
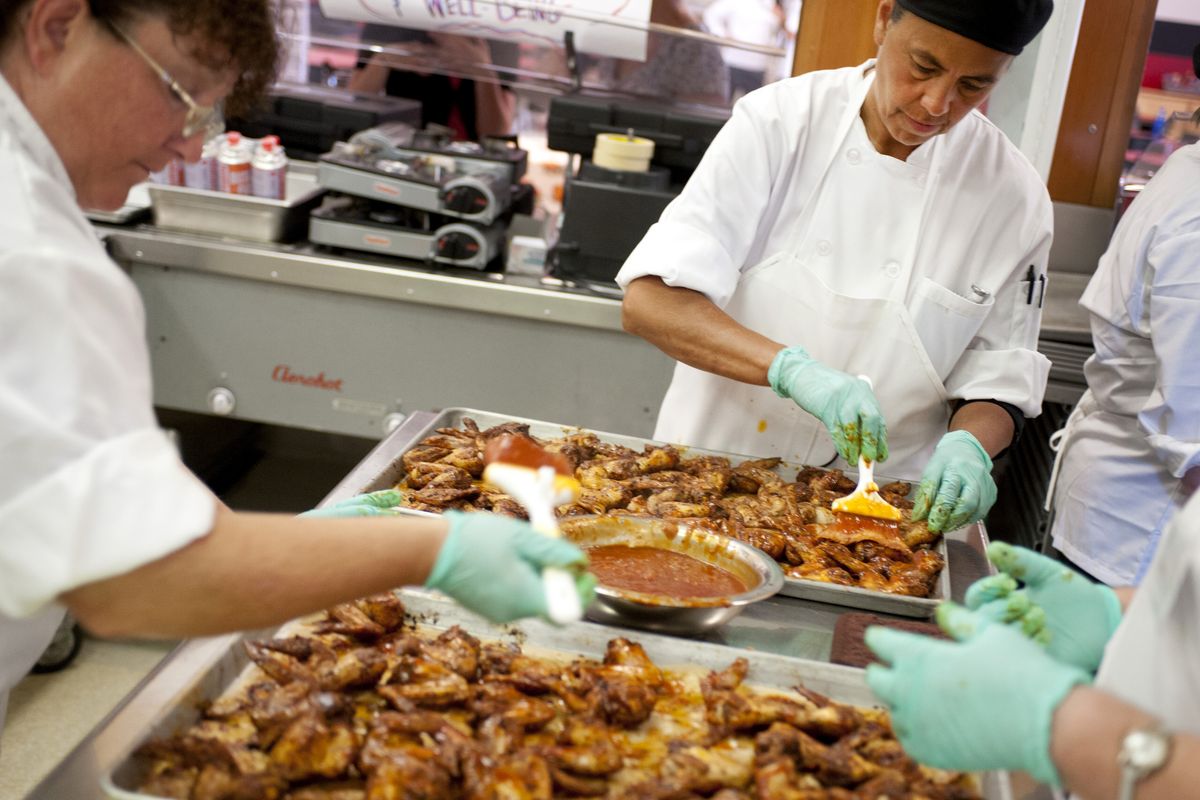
616,91,785,308
617,219,741,307
1139,228,1200,477
0,428,216,618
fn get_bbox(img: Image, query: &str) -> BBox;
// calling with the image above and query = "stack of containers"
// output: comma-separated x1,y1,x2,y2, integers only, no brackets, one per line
149,131,288,200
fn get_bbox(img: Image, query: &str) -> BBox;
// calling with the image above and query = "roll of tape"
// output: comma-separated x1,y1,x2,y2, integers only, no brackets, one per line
593,132,655,172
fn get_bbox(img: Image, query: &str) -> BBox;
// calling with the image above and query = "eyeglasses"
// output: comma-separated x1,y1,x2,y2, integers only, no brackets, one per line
102,18,222,139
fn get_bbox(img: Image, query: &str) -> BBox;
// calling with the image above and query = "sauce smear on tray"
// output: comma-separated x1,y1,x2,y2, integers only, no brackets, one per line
586,545,748,598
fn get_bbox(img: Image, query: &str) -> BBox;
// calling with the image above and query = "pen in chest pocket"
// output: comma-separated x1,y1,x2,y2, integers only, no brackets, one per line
1025,264,1035,304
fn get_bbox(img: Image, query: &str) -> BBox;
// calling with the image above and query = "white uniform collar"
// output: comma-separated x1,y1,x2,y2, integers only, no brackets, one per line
0,71,76,201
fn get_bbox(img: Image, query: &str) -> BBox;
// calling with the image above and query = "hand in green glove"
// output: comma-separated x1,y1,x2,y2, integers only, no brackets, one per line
911,430,996,532
426,510,596,624
964,542,1123,672
865,603,1090,786
300,489,406,518
956,572,1052,646
767,346,887,464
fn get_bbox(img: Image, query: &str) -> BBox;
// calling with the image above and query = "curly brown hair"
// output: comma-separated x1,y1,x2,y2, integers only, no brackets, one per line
0,0,280,115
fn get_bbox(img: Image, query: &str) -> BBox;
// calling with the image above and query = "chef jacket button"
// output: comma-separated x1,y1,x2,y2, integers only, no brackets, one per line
884,260,901,278
846,148,861,164
817,240,833,256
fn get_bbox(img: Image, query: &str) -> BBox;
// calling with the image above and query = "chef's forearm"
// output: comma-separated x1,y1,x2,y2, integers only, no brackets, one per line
948,401,1015,458
622,276,783,386
60,505,447,639
1050,686,1200,800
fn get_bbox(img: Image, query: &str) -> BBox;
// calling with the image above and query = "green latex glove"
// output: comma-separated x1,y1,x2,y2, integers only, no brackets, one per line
300,489,406,518
958,573,1052,646
911,430,996,532
767,346,888,464
965,542,1123,672
426,510,596,624
865,603,1090,786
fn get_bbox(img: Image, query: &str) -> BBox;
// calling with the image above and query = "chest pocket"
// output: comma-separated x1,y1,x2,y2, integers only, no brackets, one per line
909,277,993,379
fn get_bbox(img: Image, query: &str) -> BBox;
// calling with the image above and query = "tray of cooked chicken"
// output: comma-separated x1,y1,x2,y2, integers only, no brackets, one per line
352,409,952,618
103,590,1011,800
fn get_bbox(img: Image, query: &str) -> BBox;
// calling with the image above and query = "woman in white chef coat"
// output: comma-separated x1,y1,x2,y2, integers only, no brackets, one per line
863,496,1200,798
619,0,1054,533
0,0,591,732
1047,91,1200,586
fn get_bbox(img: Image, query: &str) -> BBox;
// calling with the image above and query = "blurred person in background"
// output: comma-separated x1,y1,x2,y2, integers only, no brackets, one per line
586,0,730,107
1045,61,1200,587
702,0,787,100
348,24,516,140
0,0,590,732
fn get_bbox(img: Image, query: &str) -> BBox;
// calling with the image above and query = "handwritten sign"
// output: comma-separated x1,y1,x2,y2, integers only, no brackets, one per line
318,0,651,60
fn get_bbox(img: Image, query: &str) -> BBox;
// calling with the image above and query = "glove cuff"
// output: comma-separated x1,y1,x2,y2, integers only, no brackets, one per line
942,429,993,472
766,345,813,399
424,510,464,590
1027,667,1091,787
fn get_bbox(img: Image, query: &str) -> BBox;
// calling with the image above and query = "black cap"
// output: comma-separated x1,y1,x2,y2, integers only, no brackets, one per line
896,0,1054,55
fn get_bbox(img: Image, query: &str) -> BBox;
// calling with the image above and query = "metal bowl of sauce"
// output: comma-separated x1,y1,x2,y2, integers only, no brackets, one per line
558,515,785,635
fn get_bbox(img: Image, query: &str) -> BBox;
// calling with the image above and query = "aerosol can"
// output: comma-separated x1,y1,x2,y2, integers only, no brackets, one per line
216,131,253,194
184,134,220,191
251,135,288,200
148,159,184,185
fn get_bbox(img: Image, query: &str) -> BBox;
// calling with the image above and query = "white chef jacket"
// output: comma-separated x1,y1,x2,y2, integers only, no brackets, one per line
617,62,1051,475
0,75,215,728
1050,143,1200,586
1093,488,1200,732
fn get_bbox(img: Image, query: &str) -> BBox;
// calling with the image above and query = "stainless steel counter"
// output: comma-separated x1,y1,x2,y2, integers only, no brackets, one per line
25,409,994,800
103,227,675,440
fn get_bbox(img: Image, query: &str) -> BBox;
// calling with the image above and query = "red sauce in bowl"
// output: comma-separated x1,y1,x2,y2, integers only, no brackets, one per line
585,545,748,599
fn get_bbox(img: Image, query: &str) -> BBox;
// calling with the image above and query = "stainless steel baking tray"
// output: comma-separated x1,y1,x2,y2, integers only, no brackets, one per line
352,408,955,619
147,161,324,243
101,589,1011,800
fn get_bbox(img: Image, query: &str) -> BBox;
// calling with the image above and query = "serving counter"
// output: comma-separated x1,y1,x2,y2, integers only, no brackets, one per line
25,408,997,800
103,227,676,441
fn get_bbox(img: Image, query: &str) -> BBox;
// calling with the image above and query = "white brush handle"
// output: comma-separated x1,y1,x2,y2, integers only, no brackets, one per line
543,566,584,625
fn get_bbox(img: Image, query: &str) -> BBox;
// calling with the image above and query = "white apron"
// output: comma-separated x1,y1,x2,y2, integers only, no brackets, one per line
653,73,952,478
1048,388,1188,587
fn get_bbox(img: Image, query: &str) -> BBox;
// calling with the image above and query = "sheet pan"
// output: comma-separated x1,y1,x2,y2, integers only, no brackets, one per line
101,589,1011,800
355,407,955,618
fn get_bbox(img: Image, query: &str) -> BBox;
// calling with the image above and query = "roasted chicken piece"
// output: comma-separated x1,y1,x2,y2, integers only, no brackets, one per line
883,549,944,597
419,626,481,680
754,722,880,787
270,712,358,782
406,462,474,490
463,749,553,800
378,656,470,708
551,718,623,776
715,520,788,561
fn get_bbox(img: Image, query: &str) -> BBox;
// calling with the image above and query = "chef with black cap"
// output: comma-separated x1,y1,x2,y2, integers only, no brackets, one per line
618,0,1054,534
